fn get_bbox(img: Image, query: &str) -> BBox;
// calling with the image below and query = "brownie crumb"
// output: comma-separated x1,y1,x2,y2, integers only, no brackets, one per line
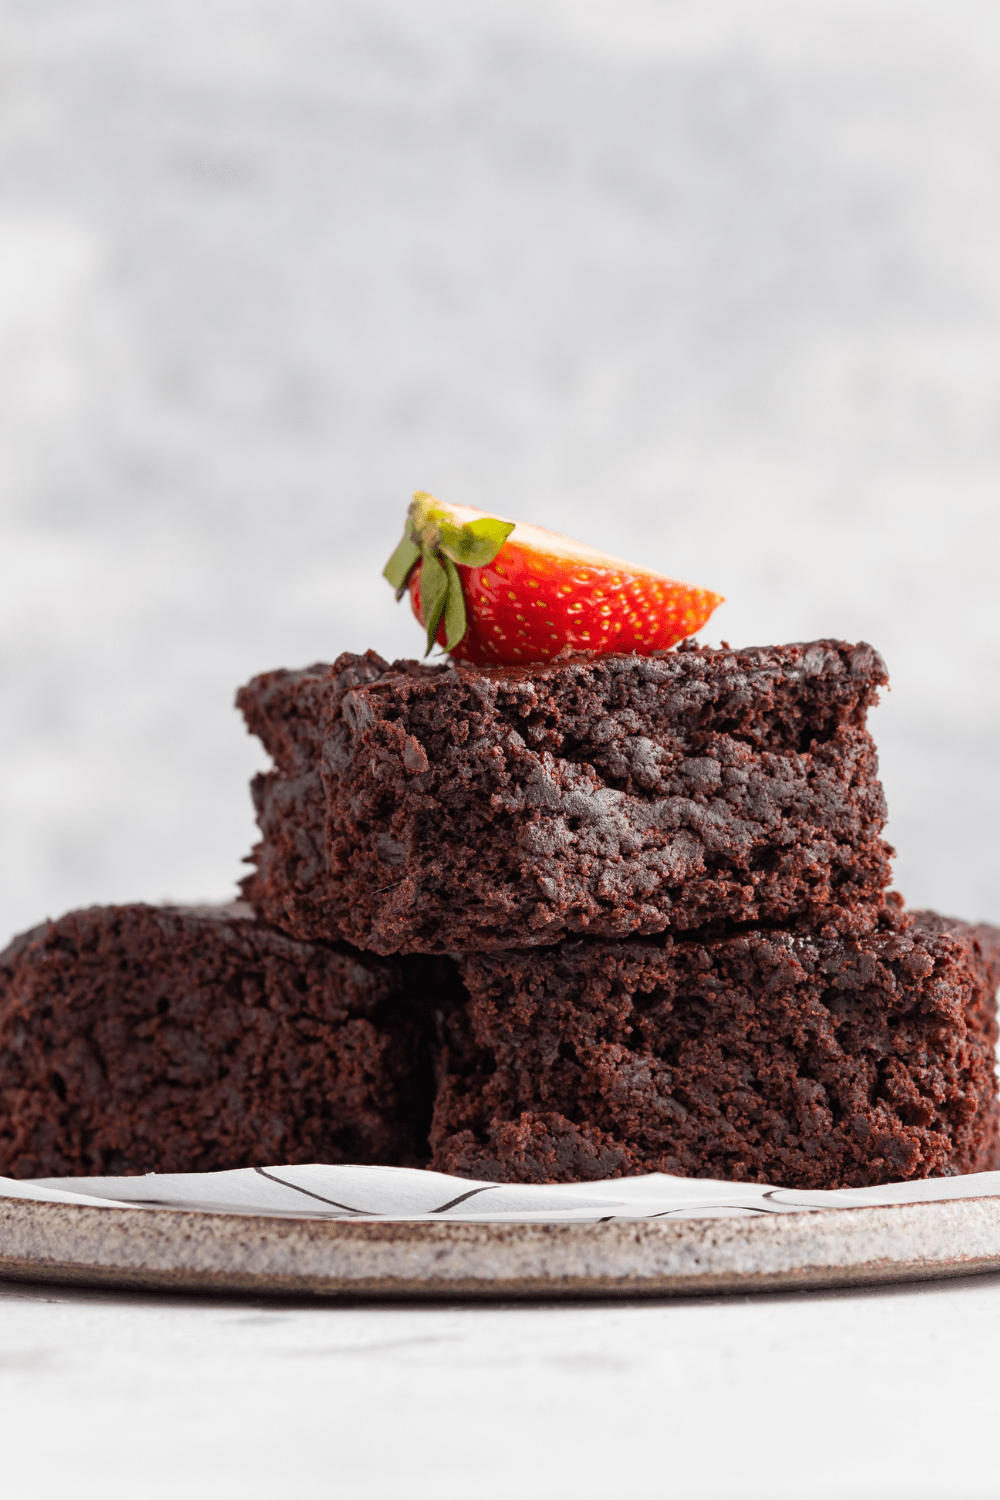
238,639,893,954
0,902,460,1179
430,912,1000,1188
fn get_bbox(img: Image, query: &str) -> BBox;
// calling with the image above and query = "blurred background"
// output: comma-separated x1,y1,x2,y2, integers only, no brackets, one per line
1,0,999,947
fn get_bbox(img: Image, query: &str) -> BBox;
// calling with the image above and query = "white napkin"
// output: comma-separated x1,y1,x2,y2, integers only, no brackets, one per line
2,1163,1000,1222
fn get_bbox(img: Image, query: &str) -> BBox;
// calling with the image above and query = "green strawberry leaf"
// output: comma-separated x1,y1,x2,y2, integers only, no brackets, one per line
409,492,514,569
442,556,467,648
419,550,449,655
382,522,421,598
439,516,515,568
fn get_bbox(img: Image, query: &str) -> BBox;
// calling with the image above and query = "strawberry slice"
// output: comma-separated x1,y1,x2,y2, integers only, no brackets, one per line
383,492,723,666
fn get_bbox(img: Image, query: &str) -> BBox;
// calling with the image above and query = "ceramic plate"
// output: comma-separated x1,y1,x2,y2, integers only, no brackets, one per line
3,1193,1000,1298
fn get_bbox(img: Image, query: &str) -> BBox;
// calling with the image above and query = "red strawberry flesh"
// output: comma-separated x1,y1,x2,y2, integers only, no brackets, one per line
404,504,723,666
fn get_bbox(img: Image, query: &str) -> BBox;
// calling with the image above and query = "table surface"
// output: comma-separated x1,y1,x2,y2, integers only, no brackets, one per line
3,1268,998,1500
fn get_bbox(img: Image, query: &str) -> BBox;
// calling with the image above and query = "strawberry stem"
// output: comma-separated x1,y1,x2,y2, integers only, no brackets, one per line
382,491,516,654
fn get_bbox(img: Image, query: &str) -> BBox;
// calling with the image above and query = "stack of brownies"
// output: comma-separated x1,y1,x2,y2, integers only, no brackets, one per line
2,639,999,1188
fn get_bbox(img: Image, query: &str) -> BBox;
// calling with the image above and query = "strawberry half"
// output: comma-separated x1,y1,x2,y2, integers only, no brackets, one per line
383,492,723,667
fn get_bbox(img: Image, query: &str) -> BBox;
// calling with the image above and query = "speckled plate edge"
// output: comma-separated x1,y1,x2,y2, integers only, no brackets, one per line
3,1195,1000,1298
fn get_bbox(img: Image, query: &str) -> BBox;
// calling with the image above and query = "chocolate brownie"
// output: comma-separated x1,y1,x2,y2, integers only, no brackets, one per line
237,639,893,955
0,902,452,1179
429,909,1000,1189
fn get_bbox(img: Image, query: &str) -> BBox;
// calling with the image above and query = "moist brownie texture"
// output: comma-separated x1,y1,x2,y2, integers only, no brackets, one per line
237,639,893,955
0,902,454,1179
430,909,1000,1189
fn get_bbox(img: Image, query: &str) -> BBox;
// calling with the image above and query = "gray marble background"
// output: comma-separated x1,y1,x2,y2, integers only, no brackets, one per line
2,0,999,946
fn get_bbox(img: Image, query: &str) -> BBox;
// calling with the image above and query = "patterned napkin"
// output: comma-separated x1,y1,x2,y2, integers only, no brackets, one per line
2,1164,1000,1222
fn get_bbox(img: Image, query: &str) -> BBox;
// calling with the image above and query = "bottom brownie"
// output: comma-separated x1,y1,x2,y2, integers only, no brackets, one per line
0,902,450,1179
431,911,1000,1189
4,900,998,1190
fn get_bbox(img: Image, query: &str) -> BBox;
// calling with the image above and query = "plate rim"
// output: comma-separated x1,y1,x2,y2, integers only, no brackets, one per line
3,1192,1000,1299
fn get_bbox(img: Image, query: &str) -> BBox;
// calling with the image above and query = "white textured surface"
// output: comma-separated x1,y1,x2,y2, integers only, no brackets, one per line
1,0,1000,942
2,1271,1000,1500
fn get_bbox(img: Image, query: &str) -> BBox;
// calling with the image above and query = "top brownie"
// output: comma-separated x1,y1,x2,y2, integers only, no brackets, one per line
238,639,893,955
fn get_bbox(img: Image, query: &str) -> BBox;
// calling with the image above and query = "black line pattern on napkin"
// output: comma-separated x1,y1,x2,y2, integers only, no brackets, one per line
253,1167,374,1215
649,1202,789,1217
429,1186,498,1213
761,1189,820,1208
